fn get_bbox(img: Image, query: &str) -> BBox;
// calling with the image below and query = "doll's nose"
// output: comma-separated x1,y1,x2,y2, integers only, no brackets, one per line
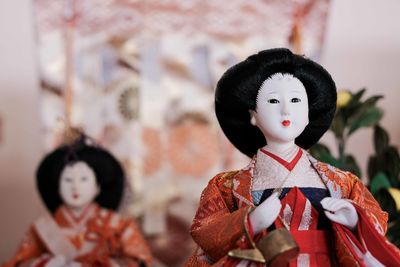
281,101,290,115
71,180,79,190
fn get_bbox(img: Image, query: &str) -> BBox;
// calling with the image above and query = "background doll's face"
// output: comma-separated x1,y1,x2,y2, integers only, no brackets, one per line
59,161,99,209
252,73,309,144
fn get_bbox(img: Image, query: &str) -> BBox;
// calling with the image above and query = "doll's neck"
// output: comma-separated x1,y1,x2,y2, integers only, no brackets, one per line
262,142,298,161
64,203,94,223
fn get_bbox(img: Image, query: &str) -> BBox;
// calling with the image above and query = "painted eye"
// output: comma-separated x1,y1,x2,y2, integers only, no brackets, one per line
81,176,88,182
291,98,301,103
65,177,73,183
268,99,280,104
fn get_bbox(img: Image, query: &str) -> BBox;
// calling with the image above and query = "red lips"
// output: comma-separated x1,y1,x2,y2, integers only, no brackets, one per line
282,120,291,127
73,193,79,199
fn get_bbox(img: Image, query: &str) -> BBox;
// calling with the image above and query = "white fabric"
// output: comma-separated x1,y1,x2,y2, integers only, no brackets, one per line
345,232,384,267
33,216,77,261
252,147,326,190
44,255,67,267
34,208,99,262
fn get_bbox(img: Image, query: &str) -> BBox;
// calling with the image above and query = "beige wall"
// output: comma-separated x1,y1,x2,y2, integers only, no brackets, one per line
0,0,400,262
0,0,44,261
321,0,400,178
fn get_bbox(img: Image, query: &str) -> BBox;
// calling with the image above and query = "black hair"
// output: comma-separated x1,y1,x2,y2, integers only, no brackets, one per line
215,48,337,157
36,137,124,213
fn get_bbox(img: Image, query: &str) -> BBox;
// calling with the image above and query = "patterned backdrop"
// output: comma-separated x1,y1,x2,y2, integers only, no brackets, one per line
33,1,331,265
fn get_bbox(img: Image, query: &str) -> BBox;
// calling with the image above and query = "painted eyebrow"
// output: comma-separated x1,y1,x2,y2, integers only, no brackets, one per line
266,91,278,94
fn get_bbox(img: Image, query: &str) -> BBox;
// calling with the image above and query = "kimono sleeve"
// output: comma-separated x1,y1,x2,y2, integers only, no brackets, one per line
119,219,153,267
347,172,388,234
189,173,254,262
333,172,400,266
2,226,46,267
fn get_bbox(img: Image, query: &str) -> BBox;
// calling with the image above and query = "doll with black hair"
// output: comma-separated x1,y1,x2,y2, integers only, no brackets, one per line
186,48,400,266
3,134,152,267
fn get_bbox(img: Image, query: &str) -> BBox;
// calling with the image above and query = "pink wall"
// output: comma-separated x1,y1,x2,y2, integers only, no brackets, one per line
321,0,400,180
0,0,44,260
0,0,400,261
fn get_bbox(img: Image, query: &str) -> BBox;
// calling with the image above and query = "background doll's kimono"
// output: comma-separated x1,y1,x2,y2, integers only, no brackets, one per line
2,133,153,267
185,150,400,266
2,203,152,267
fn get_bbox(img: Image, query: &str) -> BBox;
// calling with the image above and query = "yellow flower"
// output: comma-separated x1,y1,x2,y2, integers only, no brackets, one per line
388,188,400,212
337,91,352,108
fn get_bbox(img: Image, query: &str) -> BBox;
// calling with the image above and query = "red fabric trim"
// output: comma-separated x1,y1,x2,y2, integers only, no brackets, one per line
332,205,400,266
276,187,318,230
354,205,400,266
64,204,93,224
341,223,366,254
291,230,329,254
246,213,254,238
260,148,302,171
332,223,364,266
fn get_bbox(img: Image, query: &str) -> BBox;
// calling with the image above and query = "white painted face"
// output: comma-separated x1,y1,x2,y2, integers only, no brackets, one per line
251,73,309,144
59,161,100,209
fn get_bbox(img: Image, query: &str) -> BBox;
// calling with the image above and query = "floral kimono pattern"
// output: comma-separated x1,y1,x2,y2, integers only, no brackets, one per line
3,204,152,267
185,151,400,267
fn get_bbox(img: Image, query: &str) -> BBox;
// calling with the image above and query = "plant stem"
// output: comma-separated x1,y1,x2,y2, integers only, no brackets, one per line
338,137,346,166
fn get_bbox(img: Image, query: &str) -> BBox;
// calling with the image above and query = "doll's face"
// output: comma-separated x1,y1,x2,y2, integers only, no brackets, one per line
59,161,100,209
252,73,309,144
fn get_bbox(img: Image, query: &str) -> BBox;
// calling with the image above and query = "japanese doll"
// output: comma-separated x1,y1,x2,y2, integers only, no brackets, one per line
3,133,152,267
185,48,400,266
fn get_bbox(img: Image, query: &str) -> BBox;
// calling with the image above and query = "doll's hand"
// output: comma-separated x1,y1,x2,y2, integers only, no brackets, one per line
42,255,66,267
109,258,122,267
321,197,359,230
64,261,82,267
27,255,66,267
249,192,282,234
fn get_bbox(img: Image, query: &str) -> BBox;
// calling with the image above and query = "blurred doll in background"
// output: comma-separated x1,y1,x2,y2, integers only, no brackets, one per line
3,132,152,267
186,48,400,266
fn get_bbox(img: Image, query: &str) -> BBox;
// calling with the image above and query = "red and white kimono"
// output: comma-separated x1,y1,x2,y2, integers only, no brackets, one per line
185,148,400,266
2,204,153,267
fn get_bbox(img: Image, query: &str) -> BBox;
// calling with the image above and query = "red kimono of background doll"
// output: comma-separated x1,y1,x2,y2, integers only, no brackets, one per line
185,48,400,266
3,133,152,267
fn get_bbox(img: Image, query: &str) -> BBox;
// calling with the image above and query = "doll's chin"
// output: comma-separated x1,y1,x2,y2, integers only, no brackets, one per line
265,133,299,144
262,127,302,141
64,199,92,209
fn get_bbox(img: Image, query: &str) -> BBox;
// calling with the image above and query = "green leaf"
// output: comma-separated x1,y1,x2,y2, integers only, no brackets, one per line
320,153,343,169
382,146,400,187
347,107,383,136
343,154,361,177
375,189,398,222
368,155,382,181
348,88,366,108
368,146,400,187
370,172,391,195
309,143,342,168
330,110,346,139
308,143,331,159
346,93,383,136
374,125,390,154
364,95,384,105
343,88,366,116
349,95,383,124
387,220,400,247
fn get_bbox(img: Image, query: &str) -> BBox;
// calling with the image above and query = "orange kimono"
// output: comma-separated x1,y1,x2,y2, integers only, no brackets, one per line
185,151,400,266
3,204,152,267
